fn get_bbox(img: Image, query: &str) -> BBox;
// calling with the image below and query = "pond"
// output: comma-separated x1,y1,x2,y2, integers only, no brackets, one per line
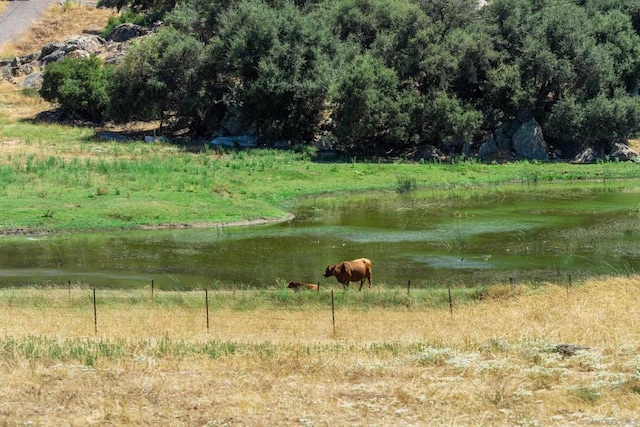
1,181,639,289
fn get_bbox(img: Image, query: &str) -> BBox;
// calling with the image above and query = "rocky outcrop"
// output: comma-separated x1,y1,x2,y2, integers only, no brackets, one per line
39,34,107,64
610,142,639,162
105,23,152,42
1,23,154,86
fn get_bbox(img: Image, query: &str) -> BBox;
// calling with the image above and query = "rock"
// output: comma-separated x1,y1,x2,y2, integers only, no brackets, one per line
106,23,151,42
39,42,64,59
65,50,91,60
412,145,445,162
573,147,598,163
62,34,106,54
38,35,106,64
101,42,129,65
478,135,498,158
210,135,258,149
610,142,638,162
493,126,511,150
512,119,548,160
22,72,44,89
39,49,66,64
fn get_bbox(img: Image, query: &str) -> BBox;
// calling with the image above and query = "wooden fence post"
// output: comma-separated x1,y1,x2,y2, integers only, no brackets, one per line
407,280,411,296
205,289,210,333
151,279,154,301
448,286,453,317
93,289,97,334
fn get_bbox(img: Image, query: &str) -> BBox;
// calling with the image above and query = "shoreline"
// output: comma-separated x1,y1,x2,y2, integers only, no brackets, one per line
0,213,296,236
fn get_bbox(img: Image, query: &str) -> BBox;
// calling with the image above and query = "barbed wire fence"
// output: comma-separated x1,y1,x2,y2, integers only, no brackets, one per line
0,280,407,338
0,275,574,338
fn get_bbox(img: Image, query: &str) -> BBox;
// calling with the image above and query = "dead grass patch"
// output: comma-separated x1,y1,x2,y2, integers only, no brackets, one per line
1,277,640,425
0,80,52,120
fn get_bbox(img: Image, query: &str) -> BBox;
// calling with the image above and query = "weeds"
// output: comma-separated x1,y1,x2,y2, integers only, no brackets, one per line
395,176,417,193
570,386,602,404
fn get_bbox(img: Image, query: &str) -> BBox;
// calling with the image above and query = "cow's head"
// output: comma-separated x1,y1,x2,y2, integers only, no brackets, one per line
323,265,336,278
287,281,301,291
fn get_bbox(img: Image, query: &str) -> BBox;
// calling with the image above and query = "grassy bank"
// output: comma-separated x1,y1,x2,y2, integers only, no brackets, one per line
2,118,640,233
2,78,640,234
1,276,639,425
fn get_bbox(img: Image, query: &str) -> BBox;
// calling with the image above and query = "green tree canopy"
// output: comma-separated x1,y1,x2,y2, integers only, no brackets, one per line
48,0,640,158
107,27,205,131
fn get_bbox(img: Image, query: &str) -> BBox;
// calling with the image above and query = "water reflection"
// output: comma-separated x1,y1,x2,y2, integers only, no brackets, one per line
1,182,639,289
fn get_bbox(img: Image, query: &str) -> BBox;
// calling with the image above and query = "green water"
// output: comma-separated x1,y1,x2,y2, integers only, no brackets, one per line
1,181,639,289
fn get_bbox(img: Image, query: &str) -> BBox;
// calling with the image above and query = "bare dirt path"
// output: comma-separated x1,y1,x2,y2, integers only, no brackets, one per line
0,0,57,46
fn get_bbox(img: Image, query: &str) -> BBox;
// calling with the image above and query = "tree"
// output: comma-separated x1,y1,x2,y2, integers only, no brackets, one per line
107,27,205,131
40,56,112,122
203,0,335,141
333,53,417,150
164,0,232,43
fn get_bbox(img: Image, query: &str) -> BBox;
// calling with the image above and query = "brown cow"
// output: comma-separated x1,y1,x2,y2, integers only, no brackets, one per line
287,281,319,292
323,258,372,291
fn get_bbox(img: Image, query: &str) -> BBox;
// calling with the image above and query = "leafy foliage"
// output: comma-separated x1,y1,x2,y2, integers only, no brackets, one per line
56,0,640,157
107,27,204,130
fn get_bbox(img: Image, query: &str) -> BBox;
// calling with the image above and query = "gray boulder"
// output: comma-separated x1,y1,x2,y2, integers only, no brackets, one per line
106,23,151,42
21,72,43,89
610,142,639,162
39,35,106,64
39,42,63,59
62,34,106,54
512,119,548,160
573,147,598,163
39,49,66,64
478,134,498,158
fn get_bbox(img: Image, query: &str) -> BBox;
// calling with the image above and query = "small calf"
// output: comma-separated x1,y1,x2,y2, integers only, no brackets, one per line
287,281,319,292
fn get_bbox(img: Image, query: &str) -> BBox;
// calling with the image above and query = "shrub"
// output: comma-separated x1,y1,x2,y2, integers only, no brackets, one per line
40,56,113,122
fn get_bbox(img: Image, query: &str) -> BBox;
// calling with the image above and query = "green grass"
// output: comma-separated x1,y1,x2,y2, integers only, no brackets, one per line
2,121,640,233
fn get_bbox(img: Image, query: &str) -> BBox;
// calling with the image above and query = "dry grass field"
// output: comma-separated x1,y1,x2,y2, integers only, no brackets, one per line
1,277,640,426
